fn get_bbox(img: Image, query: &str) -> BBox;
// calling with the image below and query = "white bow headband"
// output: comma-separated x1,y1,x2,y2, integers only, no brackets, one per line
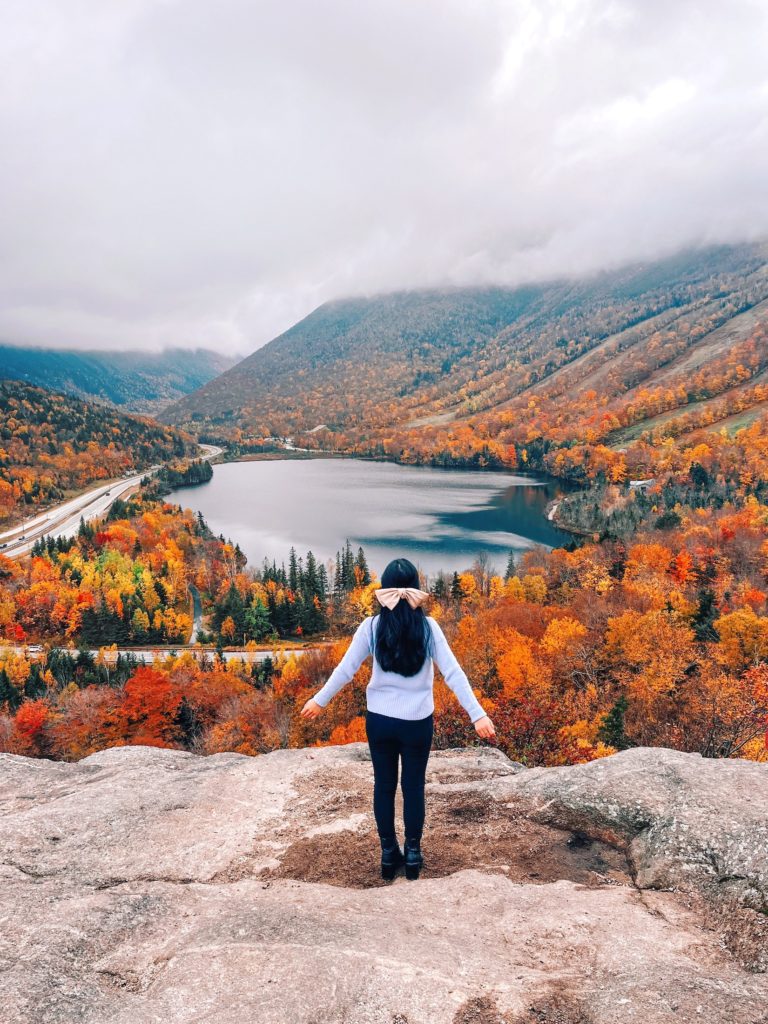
374,586,430,610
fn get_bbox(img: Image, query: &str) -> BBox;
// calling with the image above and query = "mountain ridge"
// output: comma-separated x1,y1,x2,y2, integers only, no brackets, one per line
161,242,768,452
0,345,236,414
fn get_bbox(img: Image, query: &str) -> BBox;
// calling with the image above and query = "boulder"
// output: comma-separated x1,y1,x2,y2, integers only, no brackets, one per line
504,746,768,910
1,743,766,1024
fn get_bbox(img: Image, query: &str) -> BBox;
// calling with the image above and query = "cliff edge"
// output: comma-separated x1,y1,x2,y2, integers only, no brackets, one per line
1,744,766,1024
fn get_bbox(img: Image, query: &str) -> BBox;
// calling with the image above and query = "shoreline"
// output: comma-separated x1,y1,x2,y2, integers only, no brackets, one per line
221,445,572,488
169,450,582,558
218,448,582,539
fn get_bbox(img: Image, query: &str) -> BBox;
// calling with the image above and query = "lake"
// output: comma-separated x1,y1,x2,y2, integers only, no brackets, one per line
171,456,572,580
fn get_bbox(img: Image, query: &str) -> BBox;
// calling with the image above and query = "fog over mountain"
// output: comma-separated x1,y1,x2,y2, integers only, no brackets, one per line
1,0,766,354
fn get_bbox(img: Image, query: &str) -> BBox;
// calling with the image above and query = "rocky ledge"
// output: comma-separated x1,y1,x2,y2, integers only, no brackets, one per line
1,744,766,1024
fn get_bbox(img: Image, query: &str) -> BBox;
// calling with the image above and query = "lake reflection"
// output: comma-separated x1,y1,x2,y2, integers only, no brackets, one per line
171,457,571,579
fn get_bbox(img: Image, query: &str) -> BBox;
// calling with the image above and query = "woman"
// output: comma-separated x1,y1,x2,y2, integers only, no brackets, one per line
300,557,496,882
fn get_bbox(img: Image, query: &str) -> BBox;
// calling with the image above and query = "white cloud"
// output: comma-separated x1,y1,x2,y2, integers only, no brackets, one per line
0,0,766,353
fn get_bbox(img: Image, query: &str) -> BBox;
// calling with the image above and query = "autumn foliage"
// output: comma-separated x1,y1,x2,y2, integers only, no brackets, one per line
3,496,768,765
0,379,194,523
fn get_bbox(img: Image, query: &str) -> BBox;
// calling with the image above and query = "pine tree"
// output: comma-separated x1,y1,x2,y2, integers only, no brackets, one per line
450,571,464,601
504,550,516,581
245,598,273,641
0,668,21,712
213,582,247,641
24,663,47,700
304,551,320,599
597,696,630,750
288,546,299,593
342,539,355,591
354,546,371,586
318,563,329,600
693,588,719,642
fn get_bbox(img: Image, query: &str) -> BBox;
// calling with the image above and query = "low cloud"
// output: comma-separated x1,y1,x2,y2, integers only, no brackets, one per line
1,0,766,353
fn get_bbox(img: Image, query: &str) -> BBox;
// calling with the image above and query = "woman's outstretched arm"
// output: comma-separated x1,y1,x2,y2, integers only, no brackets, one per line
429,617,488,723
311,617,373,708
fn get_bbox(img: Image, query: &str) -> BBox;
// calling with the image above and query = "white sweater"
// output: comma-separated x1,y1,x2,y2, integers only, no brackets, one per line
312,615,487,723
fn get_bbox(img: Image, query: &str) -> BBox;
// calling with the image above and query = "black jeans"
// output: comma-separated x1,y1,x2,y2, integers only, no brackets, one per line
365,708,434,845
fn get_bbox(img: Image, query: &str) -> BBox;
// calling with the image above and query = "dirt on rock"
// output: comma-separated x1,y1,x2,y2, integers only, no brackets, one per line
451,991,595,1024
258,783,631,890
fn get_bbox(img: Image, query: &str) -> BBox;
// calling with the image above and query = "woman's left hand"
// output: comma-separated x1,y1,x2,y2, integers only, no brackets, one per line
300,698,324,719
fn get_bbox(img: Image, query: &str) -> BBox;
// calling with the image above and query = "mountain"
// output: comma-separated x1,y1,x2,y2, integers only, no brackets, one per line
0,346,236,414
162,242,768,451
0,379,194,523
2,744,766,1022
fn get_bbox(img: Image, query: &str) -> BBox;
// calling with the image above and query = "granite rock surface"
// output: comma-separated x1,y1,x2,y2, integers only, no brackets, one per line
1,744,766,1024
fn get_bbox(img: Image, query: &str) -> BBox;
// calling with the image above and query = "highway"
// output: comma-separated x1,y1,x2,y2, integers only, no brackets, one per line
2,643,317,665
0,444,223,558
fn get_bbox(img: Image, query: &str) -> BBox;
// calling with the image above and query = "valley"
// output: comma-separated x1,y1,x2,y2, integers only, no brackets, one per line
2,241,768,769
0,445,223,557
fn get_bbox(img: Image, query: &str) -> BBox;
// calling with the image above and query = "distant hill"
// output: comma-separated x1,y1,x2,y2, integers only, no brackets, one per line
0,346,236,414
162,243,768,452
0,379,194,523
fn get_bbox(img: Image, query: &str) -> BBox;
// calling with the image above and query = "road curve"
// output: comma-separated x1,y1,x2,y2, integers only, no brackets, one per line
0,445,223,559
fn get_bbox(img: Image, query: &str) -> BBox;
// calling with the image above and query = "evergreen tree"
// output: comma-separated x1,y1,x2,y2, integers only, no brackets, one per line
24,663,47,700
288,546,299,592
450,571,464,601
318,563,329,600
78,515,93,541
252,655,275,690
0,668,21,712
212,582,247,641
354,546,371,586
245,598,273,641
689,462,710,488
504,550,516,581
75,646,98,687
343,539,355,590
304,550,321,600
693,588,720,642
299,593,329,635
597,696,630,750
46,649,76,687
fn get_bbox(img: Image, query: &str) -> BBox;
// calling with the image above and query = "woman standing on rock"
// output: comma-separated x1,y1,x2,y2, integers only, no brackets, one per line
300,556,496,882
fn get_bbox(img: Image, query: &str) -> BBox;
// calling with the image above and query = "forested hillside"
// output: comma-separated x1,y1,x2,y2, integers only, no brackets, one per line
164,242,768,449
3,242,768,767
1,489,767,765
0,380,194,523
164,241,768,536
0,346,235,414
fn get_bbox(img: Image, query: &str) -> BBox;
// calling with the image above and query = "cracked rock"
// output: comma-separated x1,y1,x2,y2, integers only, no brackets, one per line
1,744,766,1024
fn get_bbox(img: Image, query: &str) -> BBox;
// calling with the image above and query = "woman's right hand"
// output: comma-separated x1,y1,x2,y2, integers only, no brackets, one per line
474,715,496,739
300,698,324,719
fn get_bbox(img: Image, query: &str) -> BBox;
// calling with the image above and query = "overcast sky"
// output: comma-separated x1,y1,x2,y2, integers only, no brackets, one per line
1,0,767,355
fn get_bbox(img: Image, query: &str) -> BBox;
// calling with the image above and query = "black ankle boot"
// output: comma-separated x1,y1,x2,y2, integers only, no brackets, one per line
380,838,404,881
404,837,424,881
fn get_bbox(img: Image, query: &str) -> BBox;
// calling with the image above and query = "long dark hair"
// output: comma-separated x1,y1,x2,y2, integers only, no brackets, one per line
372,558,433,676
